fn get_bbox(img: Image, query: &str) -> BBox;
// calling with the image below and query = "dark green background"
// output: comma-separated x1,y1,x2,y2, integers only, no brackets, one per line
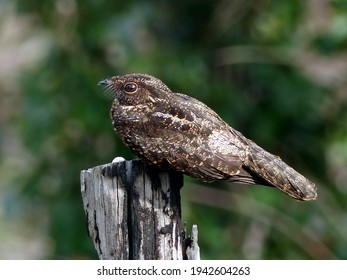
1,0,346,259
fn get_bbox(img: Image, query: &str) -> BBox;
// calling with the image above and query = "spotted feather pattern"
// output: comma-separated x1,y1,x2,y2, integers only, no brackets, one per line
99,73,317,201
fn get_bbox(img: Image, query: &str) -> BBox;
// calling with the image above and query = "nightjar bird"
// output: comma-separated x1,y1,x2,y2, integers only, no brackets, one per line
99,73,317,201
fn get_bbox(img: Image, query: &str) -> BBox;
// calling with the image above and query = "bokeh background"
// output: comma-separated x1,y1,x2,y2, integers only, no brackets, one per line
1,0,347,259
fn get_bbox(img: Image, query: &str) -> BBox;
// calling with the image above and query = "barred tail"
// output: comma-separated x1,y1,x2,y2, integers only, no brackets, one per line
246,142,317,201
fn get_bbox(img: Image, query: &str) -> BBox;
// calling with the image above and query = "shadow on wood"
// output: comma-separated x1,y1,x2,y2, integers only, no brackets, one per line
80,159,186,260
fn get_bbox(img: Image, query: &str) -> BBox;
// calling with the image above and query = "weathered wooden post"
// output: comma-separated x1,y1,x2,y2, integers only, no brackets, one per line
80,158,192,260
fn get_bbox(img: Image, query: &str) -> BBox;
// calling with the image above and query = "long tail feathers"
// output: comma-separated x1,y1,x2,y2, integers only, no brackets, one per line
246,142,317,201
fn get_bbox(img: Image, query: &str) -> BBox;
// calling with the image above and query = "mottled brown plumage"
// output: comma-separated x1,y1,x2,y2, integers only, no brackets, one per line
99,73,317,201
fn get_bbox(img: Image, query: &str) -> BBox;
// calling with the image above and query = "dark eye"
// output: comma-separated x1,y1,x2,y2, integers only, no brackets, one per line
124,82,138,94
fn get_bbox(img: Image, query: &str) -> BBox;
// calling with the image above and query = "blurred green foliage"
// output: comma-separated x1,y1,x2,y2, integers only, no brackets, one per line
1,0,347,259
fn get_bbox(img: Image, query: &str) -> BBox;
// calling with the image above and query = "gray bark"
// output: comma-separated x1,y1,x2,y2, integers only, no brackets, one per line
80,159,184,260
186,225,200,260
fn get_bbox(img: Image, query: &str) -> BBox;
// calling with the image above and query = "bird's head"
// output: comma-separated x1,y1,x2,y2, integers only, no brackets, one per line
98,73,172,106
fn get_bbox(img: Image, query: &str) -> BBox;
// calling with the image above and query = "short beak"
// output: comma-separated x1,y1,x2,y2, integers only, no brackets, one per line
98,79,111,86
